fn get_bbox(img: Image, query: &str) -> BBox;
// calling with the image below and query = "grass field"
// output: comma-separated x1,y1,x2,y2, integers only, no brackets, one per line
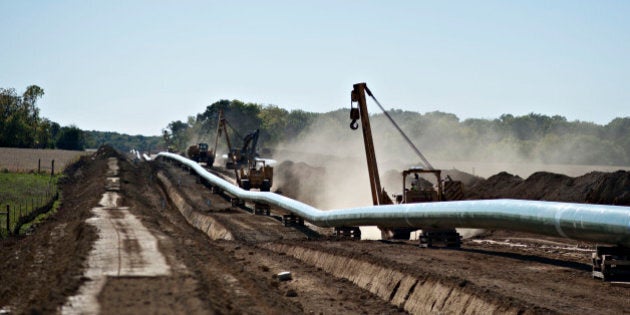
0,169,62,237
0,147,87,173
0,148,87,237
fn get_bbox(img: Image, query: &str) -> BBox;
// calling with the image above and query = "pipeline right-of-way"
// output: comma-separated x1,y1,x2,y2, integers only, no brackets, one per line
155,152,630,247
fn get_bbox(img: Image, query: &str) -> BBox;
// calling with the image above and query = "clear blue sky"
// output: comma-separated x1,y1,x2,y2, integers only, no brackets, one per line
1,1,628,136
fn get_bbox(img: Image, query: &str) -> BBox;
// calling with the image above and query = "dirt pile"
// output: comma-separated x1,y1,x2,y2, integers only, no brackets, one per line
442,168,484,187
275,157,629,208
275,159,485,204
273,160,326,206
466,170,630,205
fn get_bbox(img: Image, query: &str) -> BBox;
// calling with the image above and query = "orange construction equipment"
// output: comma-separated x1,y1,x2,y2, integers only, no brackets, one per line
349,82,462,246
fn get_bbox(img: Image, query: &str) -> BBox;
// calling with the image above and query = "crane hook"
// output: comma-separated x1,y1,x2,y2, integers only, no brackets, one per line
350,120,359,130
349,105,360,130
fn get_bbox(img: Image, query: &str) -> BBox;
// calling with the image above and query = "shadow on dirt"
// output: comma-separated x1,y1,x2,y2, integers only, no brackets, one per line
461,247,592,272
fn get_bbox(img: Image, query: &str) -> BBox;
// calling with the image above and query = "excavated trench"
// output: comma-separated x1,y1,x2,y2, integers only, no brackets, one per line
156,171,234,241
261,243,527,314
155,163,536,314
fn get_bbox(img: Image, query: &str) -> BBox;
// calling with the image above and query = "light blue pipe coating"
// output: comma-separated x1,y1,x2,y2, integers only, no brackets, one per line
157,152,630,246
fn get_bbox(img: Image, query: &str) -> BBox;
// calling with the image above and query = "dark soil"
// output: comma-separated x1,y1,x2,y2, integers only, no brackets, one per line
273,160,326,206
465,170,630,205
0,146,117,314
1,149,629,314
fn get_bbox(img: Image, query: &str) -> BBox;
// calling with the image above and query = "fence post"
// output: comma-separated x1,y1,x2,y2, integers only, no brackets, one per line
38,158,41,173
6,205,9,236
51,160,55,177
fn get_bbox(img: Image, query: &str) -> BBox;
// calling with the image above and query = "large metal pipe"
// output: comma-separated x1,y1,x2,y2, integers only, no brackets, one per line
157,152,630,247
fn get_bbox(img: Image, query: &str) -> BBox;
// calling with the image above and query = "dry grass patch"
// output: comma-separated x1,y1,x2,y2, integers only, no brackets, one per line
0,148,87,173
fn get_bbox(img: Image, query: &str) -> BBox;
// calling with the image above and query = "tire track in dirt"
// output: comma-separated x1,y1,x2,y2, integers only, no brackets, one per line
151,161,408,314
62,158,172,314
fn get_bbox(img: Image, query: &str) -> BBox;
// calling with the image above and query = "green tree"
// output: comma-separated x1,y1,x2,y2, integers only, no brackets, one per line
0,85,46,148
285,109,317,139
258,105,289,145
56,125,85,150
164,98,630,166
166,120,190,151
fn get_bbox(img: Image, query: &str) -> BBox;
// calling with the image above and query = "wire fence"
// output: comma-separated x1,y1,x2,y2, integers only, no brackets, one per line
0,148,87,239
0,147,86,174
0,178,59,238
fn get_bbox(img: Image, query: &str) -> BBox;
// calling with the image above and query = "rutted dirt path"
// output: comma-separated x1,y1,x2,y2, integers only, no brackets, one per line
62,158,173,314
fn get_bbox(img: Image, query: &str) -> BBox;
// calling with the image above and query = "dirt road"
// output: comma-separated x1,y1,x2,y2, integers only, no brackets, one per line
1,148,628,314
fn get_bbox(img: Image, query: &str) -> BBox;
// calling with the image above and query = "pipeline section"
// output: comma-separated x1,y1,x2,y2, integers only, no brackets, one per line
156,152,630,247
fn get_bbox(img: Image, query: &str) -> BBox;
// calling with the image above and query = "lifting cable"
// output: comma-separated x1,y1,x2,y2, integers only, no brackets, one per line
224,120,244,144
363,86,435,170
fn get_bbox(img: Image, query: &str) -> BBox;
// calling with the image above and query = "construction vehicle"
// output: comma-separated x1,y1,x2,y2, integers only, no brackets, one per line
209,110,259,168
234,129,273,191
226,130,260,170
187,143,214,165
205,109,250,170
185,109,231,167
349,82,462,246
592,245,630,281
210,110,273,191
397,168,462,247
239,159,273,191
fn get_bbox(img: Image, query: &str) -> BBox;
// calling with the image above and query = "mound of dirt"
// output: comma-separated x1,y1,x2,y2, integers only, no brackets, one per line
442,168,484,187
466,172,523,199
465,170,630,205
273,160,326,206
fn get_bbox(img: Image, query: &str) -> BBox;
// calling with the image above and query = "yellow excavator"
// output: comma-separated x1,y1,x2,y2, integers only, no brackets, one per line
211,110,273,191
236,129,273,191
348,82,462,247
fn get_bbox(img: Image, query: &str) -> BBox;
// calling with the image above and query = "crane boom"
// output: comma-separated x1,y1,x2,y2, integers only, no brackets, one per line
363,87,434,170
212,109,241,185
351,83,383,206
350,82,460,242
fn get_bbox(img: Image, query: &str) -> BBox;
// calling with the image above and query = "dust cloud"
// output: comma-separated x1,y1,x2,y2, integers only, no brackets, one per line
272,116,373,210
271,110,486,209
269,108,628,239
182,118,234,159
271,111,489,240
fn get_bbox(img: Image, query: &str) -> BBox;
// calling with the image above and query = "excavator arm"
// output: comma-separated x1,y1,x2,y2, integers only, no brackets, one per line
241,129,260,165
211,109,241,185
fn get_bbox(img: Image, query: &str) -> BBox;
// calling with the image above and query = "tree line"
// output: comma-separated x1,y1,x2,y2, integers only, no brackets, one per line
164,99,630,166
0,85,85,150
162,99,318,152
83,130,162,153
1,85,164,152
5,84,628,166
